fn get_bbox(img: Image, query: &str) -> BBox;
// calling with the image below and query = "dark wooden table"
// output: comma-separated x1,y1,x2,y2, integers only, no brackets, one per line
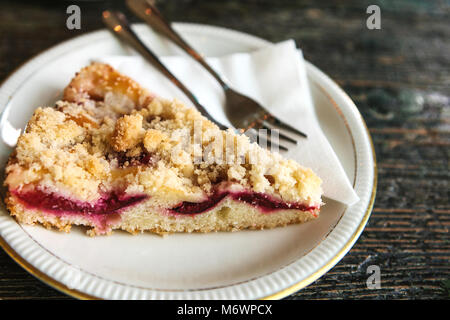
0,0,448,300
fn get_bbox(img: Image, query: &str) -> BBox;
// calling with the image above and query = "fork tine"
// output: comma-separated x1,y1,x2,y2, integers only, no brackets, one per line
251,119,297,145
260,123,297,144
264,115,308,138
245,128,289,152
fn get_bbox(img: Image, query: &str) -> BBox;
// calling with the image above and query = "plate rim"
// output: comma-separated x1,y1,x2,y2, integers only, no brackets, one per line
0,22,377,300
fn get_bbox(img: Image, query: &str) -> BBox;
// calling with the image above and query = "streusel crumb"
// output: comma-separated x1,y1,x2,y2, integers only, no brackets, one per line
111,113,143,151
143,129,166,152
5,63,322,206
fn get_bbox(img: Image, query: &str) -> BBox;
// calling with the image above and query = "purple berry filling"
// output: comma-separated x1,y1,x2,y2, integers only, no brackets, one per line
11,185,317,230
170,190,318,215
12,188,147,215
113,151,155,167
11,188,148,232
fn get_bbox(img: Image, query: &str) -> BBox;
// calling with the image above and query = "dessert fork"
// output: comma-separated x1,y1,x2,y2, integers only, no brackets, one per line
102,10,291,151
126,0,308,146
102,11,226,129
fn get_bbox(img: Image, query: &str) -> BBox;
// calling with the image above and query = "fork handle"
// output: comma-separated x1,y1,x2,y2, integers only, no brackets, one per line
102,10,227,130
126,0,230,91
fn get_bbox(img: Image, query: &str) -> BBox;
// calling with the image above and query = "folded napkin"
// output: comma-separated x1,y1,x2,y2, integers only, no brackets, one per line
97,40,359,205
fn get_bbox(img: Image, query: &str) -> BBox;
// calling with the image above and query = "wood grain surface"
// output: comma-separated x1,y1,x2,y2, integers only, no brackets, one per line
0,0,448,299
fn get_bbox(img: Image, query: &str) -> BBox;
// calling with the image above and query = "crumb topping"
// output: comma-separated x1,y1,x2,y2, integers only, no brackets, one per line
5,63,322,205
111,113,143,151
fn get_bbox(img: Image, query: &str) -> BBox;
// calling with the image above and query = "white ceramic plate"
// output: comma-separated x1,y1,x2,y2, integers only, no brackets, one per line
0,23,376,300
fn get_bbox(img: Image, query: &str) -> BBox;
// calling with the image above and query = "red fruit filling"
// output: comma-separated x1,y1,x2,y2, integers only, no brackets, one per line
170,190,318,215
110,151,155,167
11,187,148,232
11,186,317,228
11,188,147,215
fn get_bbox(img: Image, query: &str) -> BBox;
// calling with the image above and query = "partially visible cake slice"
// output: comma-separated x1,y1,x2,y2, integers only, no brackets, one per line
4,63,322,236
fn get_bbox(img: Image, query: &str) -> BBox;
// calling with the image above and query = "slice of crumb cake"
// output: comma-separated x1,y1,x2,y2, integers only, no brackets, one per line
4,63,322,236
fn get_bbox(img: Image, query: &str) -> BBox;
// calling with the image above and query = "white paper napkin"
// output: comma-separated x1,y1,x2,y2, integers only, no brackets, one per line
97,40,359,205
